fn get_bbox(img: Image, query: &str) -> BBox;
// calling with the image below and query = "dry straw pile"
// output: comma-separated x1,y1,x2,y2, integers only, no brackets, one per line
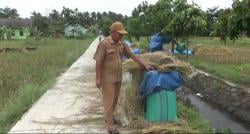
142,121,198,134
193,45,233,56
123,51,193,77
192,45,250,64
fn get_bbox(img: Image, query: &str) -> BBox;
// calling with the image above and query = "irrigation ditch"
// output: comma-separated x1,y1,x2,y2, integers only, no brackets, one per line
179,69,250,133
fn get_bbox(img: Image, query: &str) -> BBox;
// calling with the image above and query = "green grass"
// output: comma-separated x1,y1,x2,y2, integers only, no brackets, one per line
177,102,214,133
189,59,250,86
0,37,93,132
0,83,52,132
137,38,150,50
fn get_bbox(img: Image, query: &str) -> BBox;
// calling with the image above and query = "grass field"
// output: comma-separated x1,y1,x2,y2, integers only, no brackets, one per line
138,37,250,87
186,37,250,87
0,38,93,132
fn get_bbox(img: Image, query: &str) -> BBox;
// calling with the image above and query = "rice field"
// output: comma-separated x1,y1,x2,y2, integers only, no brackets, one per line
187,37,250,87
138,37,250,87
0,38,93,132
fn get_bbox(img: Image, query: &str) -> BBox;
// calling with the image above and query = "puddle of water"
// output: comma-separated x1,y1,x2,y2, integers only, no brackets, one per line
180,91,250,133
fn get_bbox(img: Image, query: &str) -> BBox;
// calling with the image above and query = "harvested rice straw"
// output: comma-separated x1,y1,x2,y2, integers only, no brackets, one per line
123,51,193,77
142,120,199,134
194,46,233,56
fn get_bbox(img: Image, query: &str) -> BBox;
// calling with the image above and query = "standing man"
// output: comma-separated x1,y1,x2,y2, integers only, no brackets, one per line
94,21,151,134
98,30,103,43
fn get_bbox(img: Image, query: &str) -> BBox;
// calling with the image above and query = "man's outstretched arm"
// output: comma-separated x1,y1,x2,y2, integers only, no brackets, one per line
123,42,152,71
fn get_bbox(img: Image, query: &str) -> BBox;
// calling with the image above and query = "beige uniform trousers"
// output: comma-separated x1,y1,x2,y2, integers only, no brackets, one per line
101,81,121,129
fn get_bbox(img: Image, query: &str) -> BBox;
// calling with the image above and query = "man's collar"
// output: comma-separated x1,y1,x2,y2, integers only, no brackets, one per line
108,36,121,45
108,36,115,45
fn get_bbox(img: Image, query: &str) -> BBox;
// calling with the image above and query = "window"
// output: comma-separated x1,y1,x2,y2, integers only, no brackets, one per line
20,31,23,36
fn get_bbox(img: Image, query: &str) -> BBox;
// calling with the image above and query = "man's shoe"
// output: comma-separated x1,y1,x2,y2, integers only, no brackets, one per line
105,118,122,126
113,118,122,126
108,128,120,134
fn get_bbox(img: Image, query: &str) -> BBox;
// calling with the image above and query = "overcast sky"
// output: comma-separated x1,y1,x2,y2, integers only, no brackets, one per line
0,0,233,18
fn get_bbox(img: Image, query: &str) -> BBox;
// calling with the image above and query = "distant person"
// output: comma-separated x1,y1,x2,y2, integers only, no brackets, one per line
98,31,103,43
93,21,152,134
99,36,102,43
98,30,103,35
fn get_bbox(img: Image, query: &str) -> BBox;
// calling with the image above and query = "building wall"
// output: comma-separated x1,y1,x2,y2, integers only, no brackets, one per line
3,27,30,40
64,24,87,37
13,29,30,39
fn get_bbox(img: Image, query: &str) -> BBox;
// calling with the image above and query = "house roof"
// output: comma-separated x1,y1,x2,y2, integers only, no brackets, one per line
0,18,32,27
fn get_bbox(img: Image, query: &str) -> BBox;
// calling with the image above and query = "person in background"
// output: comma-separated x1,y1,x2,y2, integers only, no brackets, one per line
93,21,152,134
98,30,103,43
99,36,102,43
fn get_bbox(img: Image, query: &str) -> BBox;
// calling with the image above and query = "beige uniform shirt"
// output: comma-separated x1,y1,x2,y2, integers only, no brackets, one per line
94,36,134,83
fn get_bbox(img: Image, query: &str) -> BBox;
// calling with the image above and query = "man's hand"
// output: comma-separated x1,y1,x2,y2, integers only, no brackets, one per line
144,63,154,71
96,78,101,89
96,60,102,90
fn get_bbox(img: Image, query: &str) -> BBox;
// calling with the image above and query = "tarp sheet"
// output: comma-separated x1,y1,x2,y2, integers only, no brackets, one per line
140,70,183,97
149,33,171,52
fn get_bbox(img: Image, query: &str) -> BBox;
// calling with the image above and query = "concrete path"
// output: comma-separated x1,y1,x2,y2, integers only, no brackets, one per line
9,36,109,133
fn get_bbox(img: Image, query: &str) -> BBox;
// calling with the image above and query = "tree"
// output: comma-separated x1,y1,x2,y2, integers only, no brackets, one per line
160,0,206,38
159,0,206,54
127,18,143,41
149,0,174,33
61,7,79,26
81,12,91,26
92,11,127,36
98,17,112,36
31,11,49,37
206,7,219,36
0,7,19,18
213,8,231,41
90,12,97,25
48,10,64,37
230,0,250,39
130,1,156,39
96,12,102,22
